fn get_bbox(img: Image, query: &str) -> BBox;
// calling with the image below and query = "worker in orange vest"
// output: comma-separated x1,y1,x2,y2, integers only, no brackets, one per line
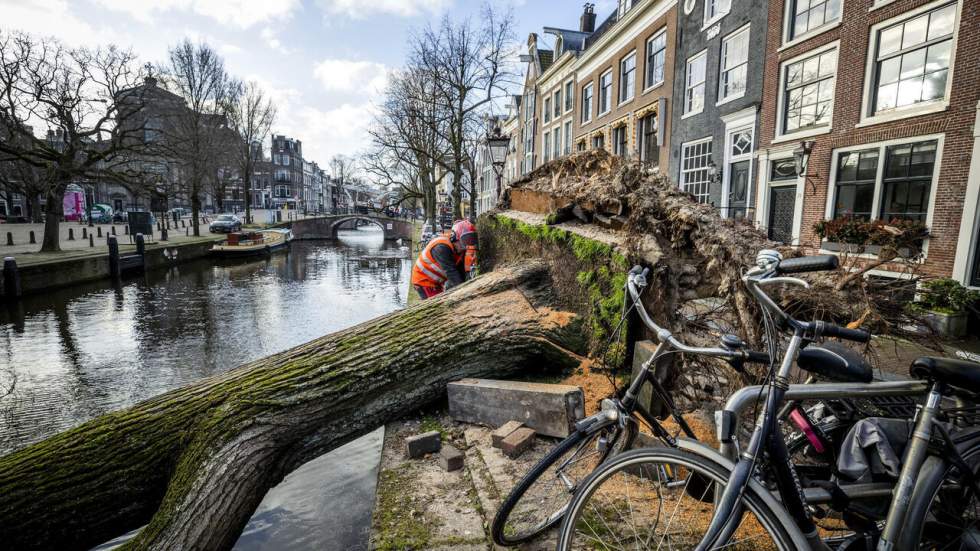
412,219,478,300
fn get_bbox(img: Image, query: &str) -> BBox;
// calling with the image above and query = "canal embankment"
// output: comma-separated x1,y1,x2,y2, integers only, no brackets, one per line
1,234,223,299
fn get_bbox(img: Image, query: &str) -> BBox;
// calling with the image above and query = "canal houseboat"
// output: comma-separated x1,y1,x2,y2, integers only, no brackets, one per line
210,229,292,257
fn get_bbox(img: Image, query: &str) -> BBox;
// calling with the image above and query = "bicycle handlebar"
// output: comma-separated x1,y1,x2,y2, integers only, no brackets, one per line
805,320,872,343
775,254,839,274
627,270,768,365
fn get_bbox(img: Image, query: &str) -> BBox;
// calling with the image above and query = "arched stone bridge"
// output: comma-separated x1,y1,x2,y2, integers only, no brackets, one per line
283,213,416,241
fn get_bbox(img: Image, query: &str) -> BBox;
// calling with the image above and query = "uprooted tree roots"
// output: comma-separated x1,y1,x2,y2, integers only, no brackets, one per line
502,149,936,350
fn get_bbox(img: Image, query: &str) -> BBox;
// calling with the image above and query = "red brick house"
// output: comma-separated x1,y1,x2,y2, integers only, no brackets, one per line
753,0,980,287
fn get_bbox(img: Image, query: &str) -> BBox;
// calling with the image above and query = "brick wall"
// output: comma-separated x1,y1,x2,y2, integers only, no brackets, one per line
757,0,979,279
573,2,678,165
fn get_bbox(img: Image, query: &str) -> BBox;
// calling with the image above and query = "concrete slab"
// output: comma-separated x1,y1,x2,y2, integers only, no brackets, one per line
448,379,585,438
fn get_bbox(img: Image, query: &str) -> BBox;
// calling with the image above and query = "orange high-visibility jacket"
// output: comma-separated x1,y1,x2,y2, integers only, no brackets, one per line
411,235,464,288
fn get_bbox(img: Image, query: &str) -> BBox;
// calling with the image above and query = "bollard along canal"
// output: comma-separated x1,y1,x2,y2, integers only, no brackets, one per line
0,228,411,550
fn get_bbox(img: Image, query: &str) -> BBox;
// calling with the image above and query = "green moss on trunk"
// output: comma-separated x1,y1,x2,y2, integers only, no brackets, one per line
477,214,630,367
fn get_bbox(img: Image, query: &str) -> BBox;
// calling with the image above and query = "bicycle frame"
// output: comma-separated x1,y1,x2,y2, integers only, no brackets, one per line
572,341,697,449
694,257,971,551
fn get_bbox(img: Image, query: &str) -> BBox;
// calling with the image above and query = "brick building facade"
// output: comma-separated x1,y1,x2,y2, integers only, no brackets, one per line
754,0,979,285
511,0,979,286
575,0,677,170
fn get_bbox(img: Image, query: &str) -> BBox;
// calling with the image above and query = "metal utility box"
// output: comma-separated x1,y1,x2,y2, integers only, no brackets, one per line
128,211,153,237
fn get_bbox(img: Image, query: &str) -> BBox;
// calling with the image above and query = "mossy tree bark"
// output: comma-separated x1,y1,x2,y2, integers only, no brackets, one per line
0,262,583,551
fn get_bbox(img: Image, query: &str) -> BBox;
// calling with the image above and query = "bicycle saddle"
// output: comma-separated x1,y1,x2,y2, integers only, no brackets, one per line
797,342,873,383
911,356,980,394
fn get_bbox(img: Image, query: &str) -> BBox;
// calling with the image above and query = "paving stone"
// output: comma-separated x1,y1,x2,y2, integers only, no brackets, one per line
438,444,464,472
500,427,536,459
491,420,524,448
448,378,585,437
405,430,441,458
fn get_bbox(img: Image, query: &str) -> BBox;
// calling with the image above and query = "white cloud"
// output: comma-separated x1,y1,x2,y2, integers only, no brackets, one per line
0,0,117,47
245,76,373,161
292,103,377,160
315,0,451,19
93,0,300,29
259,27,291,54
313,59,388,97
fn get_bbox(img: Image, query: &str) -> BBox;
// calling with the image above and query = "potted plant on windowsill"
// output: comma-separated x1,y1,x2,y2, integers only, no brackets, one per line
814,217,930,257
912,278,980,338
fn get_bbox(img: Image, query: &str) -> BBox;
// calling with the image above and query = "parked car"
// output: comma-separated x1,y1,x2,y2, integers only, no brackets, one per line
209,214,242,234
83,204,113,224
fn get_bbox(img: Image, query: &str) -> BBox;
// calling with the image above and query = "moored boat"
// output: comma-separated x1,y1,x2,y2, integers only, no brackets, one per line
210,229,292,257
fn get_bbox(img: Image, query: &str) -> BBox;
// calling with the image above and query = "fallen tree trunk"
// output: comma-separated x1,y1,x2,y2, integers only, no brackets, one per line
0,262,582,551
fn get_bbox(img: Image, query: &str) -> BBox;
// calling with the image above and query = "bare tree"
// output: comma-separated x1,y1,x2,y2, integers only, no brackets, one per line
227,81,275,224
0,31,150,251
410,3,514,220
157,40,238,236
366,67,451,225
0,157,48,223
329,154,357,212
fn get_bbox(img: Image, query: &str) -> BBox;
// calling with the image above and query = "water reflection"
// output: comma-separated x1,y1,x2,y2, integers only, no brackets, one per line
0,228,409,550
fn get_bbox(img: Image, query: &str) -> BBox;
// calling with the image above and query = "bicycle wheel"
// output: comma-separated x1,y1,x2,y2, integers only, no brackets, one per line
557,447,800,551
900,438,980,550
491,419,637,546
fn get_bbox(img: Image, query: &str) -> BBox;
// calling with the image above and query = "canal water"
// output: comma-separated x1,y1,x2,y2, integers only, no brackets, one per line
0,229,411,550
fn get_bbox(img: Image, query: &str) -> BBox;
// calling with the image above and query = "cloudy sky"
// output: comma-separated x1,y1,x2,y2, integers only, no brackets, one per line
0,0,618,165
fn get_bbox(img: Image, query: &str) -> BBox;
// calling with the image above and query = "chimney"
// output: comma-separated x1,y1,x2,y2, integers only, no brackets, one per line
580,3,596,33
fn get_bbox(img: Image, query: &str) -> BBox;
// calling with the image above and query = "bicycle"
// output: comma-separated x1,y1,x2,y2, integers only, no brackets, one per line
489,266,772,546
556,251,980,551
491,257,899,546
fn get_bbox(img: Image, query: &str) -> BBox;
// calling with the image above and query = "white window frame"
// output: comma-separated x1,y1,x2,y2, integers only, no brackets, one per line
543,96,552,124
553,126,561,159
598,69,614,116
581,82,594,124
755,151,805,245
679,136,714,204
703,0,731,29
857,0,961,128
720,108,756,218
553,89,562,120
644,29,668,91
564,80,574,113
718,24,751,106
619,50,637,105
773,40,839,144
563,120,573,154
613,125,630,157
822,133,945,258
781,0,844,48
543,131,551,163
683,50,708,119
618,0,635,18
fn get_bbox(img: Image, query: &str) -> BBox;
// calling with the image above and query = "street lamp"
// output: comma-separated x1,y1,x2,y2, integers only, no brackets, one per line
487,132,509,207
794,140,815,177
